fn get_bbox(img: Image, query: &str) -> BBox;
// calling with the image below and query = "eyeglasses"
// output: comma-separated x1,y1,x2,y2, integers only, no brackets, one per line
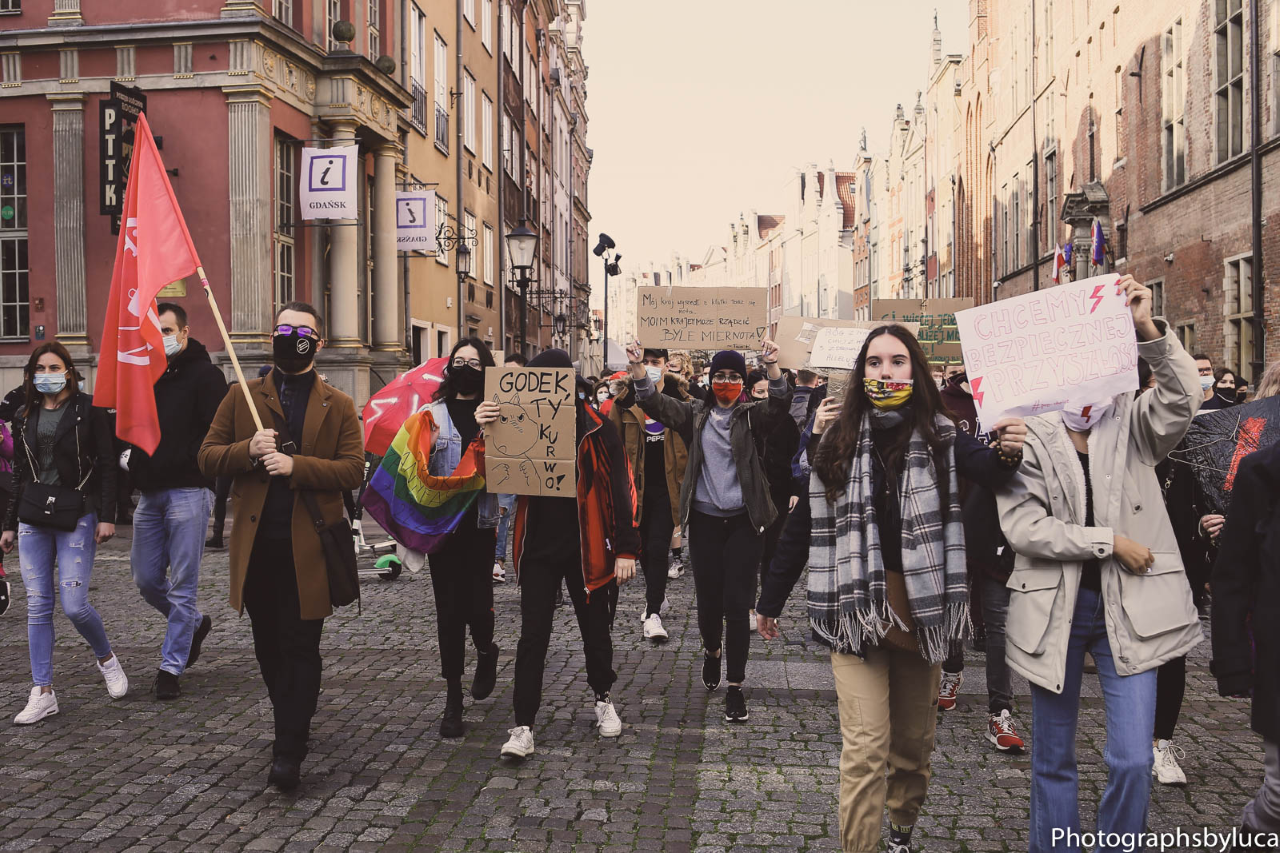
451,357,484,370
275,324,319,339
711,373,742,384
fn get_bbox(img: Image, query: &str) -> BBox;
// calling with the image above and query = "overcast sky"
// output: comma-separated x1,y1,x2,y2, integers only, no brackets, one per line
584,1,968,305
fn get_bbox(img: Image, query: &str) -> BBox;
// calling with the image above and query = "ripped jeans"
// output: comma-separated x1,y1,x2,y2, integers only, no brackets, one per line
18,513,112,687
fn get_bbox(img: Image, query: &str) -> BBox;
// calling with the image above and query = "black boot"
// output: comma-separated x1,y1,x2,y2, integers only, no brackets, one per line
439,680,465,738
267,755,301,792
472,643,499,701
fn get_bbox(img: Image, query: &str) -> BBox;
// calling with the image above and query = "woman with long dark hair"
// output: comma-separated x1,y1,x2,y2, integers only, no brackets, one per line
757,325,1025,853
1,342,126,724
415,337,502,739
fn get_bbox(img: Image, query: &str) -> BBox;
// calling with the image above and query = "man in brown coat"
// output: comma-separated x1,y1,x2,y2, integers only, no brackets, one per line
198,302,363,792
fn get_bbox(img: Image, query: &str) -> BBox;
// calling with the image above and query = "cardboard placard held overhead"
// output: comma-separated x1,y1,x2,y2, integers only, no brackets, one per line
774,316,920,369
484,367,576,497
635,286,767,349
873,299,974,362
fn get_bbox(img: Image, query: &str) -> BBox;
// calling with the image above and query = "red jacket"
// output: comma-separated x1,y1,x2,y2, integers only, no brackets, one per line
513,403,640,596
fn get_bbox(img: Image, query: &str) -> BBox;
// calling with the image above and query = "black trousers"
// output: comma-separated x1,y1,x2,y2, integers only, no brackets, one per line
1155,654,1187,741
243,537,324,761
688,510,762,685
639,493,675,617
210,475,231,538
514,549,618,728
427,523,497,682
758,497,788,588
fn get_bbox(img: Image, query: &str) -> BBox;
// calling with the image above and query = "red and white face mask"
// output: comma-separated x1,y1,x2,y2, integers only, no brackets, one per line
1061,399,1114,431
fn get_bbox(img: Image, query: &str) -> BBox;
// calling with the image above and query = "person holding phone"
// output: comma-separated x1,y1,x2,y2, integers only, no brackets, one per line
994,276,1203,852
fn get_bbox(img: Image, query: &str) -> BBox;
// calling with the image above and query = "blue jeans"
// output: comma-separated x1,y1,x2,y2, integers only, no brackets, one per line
131,487,213,675
494,493,517,562
18,512,112,687
1029,587,1157,853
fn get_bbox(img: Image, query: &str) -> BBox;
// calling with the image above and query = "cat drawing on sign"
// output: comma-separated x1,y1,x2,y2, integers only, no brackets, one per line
489,393,539,492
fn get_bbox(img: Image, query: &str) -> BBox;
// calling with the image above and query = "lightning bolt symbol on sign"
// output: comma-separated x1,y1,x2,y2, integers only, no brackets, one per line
1225,416,1266,491
1089,284,1106,314
971,376,985,408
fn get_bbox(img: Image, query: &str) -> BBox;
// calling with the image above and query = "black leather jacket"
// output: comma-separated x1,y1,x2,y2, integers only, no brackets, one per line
5,391,118,531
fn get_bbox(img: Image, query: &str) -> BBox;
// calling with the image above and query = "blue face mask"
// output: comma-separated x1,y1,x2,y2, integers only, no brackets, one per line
34,373,67,395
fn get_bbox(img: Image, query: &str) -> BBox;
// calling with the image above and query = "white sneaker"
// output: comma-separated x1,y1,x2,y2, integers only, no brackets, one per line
643,613,668,641
667,561,683,580
14,686,58,725
1153,739,1187,785
595,699,622,738
492,562,507,583
97,655,129,699
501,725,535,759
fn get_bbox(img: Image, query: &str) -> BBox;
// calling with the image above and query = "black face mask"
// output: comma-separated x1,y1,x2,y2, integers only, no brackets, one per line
273,332,317,373
450,364,483,395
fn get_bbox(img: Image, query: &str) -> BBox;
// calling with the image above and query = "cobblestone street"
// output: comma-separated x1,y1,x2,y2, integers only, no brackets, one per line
0,520,1264,852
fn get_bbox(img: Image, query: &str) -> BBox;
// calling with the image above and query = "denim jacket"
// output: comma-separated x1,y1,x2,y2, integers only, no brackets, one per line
426,400,499,528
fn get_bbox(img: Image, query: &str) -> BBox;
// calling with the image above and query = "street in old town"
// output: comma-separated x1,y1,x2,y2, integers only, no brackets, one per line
0,519,1257,853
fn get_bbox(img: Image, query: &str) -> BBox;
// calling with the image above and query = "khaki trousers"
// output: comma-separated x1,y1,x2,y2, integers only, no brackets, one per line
831,646,942,853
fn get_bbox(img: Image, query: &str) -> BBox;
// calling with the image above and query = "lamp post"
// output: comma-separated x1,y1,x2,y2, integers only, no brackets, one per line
593,233,619,369
506,222,538,356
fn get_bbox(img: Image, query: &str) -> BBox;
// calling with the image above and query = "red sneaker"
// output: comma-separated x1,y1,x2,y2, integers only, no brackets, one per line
937,670,962,711
987,710,1026,753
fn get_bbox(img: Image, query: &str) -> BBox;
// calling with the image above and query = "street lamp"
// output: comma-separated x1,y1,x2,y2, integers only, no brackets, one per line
506,222,538,355
457,243,473,278
594,233,619,368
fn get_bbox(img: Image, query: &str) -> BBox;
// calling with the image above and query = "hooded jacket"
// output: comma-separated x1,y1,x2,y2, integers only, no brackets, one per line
129,337,229,492
608,372,690,525
513,402,640,596
995,324,1203,693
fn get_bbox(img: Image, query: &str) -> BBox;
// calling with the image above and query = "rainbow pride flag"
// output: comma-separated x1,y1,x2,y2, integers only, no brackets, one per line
360,410,487,554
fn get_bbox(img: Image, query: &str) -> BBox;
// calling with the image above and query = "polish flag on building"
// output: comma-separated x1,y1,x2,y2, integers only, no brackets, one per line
1051,244,1067,285
94,113,203,455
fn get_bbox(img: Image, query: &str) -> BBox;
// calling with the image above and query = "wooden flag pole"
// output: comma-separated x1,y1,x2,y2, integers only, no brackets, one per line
197,266,265,433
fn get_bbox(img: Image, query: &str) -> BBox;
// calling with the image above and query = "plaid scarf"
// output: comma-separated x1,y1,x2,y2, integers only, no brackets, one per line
808,411,968,663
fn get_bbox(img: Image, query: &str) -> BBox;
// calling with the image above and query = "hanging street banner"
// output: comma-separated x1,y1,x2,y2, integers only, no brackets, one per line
300,145,359,219
874,298,974,363
774,316,919,370
484,367,576,497
396,190,436,251
955,275,1139,431
99,82,147,234
635,286,767,349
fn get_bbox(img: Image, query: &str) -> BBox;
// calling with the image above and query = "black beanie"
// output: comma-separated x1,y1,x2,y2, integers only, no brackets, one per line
709,350,747,380
527,348,573,369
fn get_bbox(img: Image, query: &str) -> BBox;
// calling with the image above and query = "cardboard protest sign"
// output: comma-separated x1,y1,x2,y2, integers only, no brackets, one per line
484,367,576,497
636,287,767,349
774,316,920,369
874,299,974,362
810,327,874,369
824,370,852,405
955,275,1139,431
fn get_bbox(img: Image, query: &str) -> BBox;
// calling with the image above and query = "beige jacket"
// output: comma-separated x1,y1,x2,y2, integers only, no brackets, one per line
996,325,1203,693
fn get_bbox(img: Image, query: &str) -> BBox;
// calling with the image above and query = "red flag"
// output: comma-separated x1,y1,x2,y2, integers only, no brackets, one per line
94,113,203,455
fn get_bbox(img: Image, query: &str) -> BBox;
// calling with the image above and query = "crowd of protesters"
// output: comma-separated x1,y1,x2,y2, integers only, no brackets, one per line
3,277,1280,853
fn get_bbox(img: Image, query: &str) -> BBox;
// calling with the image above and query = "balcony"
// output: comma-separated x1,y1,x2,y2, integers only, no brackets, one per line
434,105,449,154
410,81,428,133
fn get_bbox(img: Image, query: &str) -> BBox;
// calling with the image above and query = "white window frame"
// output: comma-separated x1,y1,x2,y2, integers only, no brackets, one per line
273,137,296,310
1163,18,1187,189
464,212,477,280
482,93,494,169
463,70,476,153
1215,0,1245,163
482,0,494,52
463,0,475,28
326,0,341,52
367,0,380,58
484,223,495,285
1223,254,1255,381
273,0,292,26
434,33,448,112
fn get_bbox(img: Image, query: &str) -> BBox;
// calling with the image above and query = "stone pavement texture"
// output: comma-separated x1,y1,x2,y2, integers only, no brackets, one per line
0,518,1264,852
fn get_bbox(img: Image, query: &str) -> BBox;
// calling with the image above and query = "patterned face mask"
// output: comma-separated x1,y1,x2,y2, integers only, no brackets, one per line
1061,399,1114,431
863,378,913,410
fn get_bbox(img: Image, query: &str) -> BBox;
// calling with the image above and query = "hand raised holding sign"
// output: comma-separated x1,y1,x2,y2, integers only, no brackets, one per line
1116,274,1158,341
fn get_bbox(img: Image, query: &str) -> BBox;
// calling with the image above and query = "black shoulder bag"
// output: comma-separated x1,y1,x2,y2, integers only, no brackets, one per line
17,407,91,532
270,411,360,609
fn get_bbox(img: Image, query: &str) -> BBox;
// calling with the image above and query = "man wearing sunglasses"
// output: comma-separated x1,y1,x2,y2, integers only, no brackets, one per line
199,301,364,792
